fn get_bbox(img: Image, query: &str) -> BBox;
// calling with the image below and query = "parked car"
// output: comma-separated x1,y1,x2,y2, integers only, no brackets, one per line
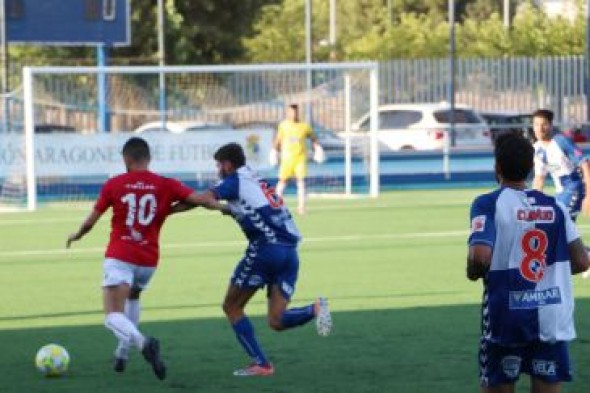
313,123,365,154
133,120,234,134
346,103,490,151
478,111,533,142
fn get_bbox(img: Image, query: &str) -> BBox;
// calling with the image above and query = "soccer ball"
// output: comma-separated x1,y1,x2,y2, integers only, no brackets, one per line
35,344,70,377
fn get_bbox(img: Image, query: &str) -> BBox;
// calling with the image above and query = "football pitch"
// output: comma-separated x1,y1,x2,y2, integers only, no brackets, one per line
1,188,590,393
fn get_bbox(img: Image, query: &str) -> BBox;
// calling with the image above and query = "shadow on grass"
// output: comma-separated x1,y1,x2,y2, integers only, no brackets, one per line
2,301,590,393
0,290,470,322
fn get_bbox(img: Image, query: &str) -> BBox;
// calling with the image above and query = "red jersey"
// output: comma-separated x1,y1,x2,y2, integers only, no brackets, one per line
94,170,193,267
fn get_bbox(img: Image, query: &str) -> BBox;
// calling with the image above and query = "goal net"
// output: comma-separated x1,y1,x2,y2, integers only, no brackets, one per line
12,63,379,210
0,88,33,212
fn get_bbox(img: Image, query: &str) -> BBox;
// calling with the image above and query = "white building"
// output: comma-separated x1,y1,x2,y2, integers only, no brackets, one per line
535,0,585,20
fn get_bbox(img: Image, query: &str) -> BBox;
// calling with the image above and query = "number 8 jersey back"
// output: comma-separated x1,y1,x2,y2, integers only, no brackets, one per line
468,187,580,344
94,170,194,267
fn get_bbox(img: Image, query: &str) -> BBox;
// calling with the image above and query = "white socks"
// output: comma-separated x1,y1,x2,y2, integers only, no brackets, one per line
105,311,145,354
114,300,141,359
125,299,141,326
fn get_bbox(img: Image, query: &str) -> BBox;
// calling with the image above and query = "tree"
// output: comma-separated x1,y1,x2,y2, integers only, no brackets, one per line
8,0,278,70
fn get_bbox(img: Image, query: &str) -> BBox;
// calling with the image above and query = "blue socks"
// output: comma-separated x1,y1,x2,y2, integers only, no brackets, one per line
232,306,314,365
232,317,269,366
280,304,315,329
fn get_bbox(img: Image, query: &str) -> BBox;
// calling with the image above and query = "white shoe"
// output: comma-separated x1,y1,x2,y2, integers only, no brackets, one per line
314,297,332,337
582,270,590,279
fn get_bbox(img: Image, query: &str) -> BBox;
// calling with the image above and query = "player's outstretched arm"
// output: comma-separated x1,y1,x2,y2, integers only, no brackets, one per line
269,132,281,166
466,245,492,281
568,239,590,274
532,174,545,191
183,191,232,215
66,210,102,248
170,201,197,215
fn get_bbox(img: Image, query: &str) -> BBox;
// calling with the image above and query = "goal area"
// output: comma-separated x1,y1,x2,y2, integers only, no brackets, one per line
2,62,379,211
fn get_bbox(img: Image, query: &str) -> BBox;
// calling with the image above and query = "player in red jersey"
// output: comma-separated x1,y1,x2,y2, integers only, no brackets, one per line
66,137,222,380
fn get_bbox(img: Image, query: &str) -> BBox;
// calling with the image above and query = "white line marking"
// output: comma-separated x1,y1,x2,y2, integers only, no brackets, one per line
0,230,470,258
4,225,590,258
0,198,473,226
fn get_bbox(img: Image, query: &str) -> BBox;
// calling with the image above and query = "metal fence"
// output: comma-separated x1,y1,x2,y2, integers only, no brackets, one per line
2,55,589,133
379,56,588,124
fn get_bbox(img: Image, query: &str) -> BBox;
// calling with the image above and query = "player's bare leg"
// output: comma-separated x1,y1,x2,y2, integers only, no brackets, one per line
267,284,331,335
296,178,306,215
531,377,561,393
223,284,258,323
223,284,274,376
114,288,142,372
267,285,290,331
482,383,515,393
583,247,590,278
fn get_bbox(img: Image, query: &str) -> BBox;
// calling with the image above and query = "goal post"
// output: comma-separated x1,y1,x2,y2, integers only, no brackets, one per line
14,62,379,211
23,68,36,211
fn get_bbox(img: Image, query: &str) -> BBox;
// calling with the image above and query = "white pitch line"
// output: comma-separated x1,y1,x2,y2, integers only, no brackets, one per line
3,225,590,258
0,217,83,226
0,210,225,226
0,229,470,258
0,197,476,226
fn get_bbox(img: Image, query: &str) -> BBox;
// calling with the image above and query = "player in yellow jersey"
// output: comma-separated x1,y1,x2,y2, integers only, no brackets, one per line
270,104,324,215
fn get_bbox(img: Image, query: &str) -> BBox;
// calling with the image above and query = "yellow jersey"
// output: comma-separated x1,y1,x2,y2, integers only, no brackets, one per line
277,120,313,161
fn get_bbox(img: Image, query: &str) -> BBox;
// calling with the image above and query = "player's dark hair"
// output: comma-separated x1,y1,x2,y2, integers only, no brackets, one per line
494,132,534,182
122,137,151,162
532,108,554,123
214,143,246,168
288,104,299,112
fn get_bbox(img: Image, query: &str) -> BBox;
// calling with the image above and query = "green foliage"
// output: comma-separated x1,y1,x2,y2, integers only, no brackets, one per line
509,1,586,56
244,0,590,62
5,0,590,72
243,2,308,62
458,13,511,57
8,0,277,69
344,13,450,60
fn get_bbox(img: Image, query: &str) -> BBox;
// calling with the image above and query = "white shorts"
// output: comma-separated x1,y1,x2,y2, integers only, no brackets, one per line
102,258,156,290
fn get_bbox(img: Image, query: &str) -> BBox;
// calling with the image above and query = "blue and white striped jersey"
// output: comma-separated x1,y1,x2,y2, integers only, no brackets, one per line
468,187,579,344
534,134,586,193
212,166,301,245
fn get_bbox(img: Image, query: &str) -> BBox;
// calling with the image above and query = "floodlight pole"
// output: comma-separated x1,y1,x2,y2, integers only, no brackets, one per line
329,0,336,60
0,0,9,133
448,0,456,146
97,45,110,133
444,0,456,180
157,0,167,129
305,0,312,121
503,0,510,29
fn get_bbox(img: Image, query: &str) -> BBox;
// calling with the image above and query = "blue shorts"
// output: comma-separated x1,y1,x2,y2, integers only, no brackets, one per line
479,339,572,387
556,188,583,221
230,242,299,300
